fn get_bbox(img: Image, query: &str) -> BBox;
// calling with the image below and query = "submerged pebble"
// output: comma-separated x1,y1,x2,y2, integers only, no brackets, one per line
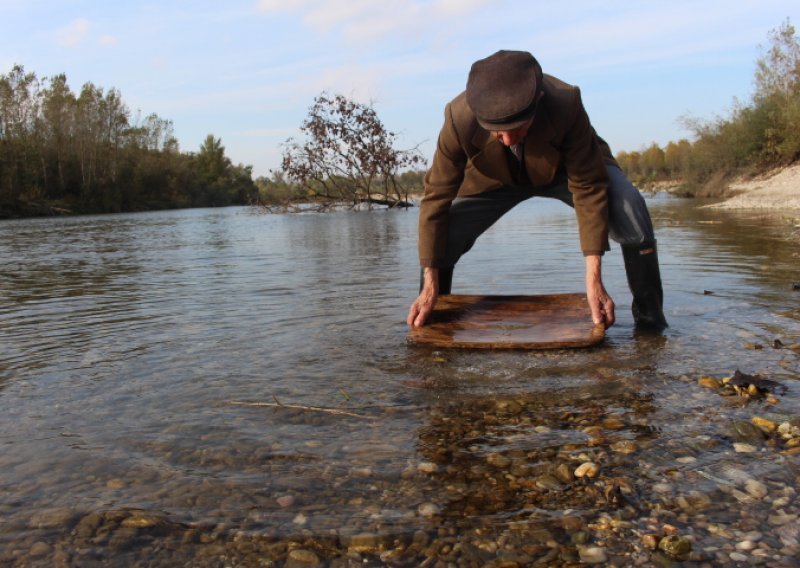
574,461,599,478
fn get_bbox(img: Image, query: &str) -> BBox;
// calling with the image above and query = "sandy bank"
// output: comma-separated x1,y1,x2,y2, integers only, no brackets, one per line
707,163,800,211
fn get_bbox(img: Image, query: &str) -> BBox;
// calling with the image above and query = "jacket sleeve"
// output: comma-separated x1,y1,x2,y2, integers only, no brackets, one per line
418,103,467,267
560,90,610,256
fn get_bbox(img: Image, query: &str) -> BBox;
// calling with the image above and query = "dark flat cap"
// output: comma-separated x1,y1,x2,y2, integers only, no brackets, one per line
466,50,542,130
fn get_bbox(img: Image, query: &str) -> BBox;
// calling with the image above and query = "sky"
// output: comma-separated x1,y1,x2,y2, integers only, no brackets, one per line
2,1,799,178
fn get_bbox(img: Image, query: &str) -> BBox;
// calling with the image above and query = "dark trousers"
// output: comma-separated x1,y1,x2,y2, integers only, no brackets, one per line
440,164,655,268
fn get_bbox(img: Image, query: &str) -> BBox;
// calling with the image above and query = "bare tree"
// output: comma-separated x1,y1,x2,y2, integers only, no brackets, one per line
280,93,425,210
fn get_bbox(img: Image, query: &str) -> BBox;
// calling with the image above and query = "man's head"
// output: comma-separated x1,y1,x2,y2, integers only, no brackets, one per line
466,50,544,142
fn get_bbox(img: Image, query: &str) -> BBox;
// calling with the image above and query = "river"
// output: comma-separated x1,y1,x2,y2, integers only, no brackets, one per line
0,198,798,567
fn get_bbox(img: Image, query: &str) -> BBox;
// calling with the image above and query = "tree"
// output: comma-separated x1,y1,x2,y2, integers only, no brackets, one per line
280,93,425,210
753,18,800,162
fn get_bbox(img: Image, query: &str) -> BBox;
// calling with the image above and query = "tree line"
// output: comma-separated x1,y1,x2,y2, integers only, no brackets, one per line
0,65,257,218
617,19,800,195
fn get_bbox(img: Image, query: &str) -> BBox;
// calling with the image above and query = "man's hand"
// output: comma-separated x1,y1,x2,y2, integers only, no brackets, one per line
407,267,439,327
585,255,615,328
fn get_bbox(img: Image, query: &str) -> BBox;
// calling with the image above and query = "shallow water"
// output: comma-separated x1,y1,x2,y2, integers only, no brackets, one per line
0,198,798,566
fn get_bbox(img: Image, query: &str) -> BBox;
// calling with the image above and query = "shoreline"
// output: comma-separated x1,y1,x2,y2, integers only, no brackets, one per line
706,163,800,211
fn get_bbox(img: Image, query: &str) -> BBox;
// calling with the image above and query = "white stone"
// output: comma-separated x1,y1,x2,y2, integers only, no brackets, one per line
417,462,439,474
730,552,749,562
417,502,440,517
578,545,607,564
733,443,757,453
735,540,757,551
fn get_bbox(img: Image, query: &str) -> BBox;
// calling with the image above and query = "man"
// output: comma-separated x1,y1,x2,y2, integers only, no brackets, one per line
406,50,667,331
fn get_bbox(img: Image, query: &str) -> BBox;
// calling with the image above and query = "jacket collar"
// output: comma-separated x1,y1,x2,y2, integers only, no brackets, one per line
469,108,558,186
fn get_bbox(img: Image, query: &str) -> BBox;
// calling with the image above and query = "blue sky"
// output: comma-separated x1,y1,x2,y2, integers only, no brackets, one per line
2,1,798,178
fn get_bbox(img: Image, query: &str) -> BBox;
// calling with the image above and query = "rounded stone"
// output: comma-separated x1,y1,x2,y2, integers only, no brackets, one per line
487,452,511,468
106,478,126,490
29,541,51,556
417,462,439,474
658,535,692,558
751,416,777,432
285,548,321,567
744,479,768,499
574,462,599,478
735,540,757,551
274,495,295,509
418,502,440,518
611,440,638,454
577,545,607,564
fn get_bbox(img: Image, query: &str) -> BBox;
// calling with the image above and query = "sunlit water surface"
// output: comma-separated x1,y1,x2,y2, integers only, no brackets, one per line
0,198,798,566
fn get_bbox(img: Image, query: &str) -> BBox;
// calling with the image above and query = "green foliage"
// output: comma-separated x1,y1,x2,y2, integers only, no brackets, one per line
0,65,256,217
616,19,800,196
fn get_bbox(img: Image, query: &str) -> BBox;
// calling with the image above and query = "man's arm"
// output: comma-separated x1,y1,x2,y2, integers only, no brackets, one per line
407,267,439,327
584,254,615,328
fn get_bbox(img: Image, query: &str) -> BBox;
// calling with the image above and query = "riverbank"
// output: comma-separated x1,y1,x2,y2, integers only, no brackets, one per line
708,163,800,211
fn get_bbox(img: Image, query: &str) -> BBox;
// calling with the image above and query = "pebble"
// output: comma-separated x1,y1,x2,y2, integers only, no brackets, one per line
733,443,758,453
642,534,660,550
486,452,511,468
29,541,51,556
417,462,439,474
611,440,638,454
730,551,749,562
602,417,626,430
574,462,599,478
276,495,295,508
345,533,380,553
417,502,440,517
698,376,721,389
769,513,798,526
735,540,757,551
106,478,126,490
658,535,692,558
285,548,321,567
745,479,768,499
751,416,777,433
121,515,161,528
577,545,607,564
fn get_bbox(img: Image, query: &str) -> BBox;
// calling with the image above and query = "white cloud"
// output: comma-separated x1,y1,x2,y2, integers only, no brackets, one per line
256,0,494,43
55,18,91,47
98,34,118,47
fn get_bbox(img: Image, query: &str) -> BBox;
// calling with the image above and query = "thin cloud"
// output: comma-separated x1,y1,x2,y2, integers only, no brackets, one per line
98,35,118,47
256,0,494,43
55,18,91,47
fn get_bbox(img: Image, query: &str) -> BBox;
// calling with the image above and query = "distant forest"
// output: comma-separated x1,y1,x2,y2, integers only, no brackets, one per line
0,66,258,218
1,20,797,218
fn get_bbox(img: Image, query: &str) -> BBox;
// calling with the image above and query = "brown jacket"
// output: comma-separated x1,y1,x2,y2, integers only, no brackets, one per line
418,73,616,268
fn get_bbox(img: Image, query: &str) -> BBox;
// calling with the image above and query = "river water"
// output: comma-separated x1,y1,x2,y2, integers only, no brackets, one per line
0,198,798,567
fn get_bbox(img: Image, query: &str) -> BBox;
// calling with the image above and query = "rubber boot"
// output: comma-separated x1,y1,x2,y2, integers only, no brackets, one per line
419,267,453,295
621,242,668,331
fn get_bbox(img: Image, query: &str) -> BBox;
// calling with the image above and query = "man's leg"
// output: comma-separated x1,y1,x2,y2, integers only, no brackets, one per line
537,166,667,330
605,165,668,330
420,186,530,294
